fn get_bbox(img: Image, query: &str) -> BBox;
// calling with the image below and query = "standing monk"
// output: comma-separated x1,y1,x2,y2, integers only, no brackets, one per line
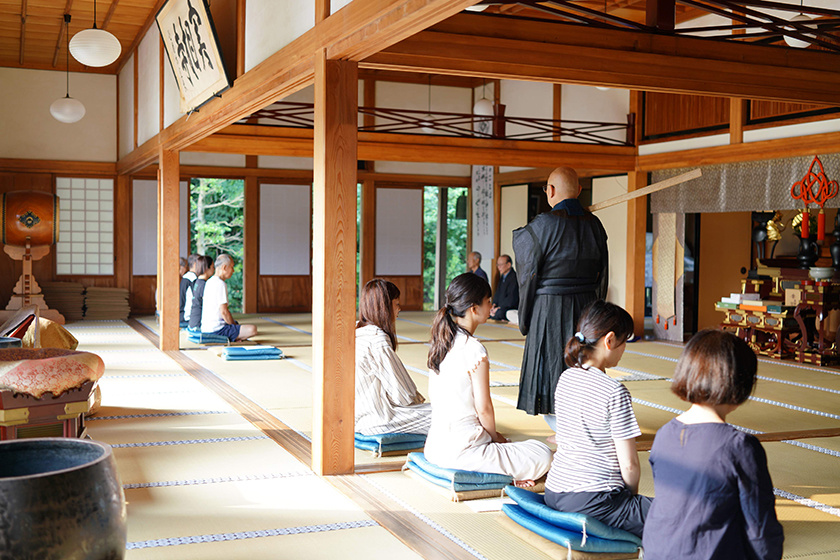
513,167,609,416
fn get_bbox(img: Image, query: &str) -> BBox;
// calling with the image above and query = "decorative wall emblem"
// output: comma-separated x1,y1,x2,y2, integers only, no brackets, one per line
18,211,40,229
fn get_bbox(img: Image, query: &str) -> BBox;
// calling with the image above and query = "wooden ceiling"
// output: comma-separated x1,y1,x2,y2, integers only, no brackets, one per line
0,0,161,73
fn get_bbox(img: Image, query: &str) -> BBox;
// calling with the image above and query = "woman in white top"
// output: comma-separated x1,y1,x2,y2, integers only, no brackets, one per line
355,279,431,436
425,273,552,486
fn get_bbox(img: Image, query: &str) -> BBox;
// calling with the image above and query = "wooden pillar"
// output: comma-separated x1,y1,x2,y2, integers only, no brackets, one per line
360,179,376,286
243,155,259,313
434,187,448,309
646,0,675,31
236,0,246,78
553,83,562,141
158,148,180,351
626,171,647,338
312,51,357,476
114,174,131,291
730,98,747,144
492,169,501,287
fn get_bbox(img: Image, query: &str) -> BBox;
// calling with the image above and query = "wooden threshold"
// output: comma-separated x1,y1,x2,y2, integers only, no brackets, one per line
329,475,481,560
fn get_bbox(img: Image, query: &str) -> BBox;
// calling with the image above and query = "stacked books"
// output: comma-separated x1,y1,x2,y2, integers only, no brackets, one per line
40,282,85,322
84,287,130,320
717,292,786,313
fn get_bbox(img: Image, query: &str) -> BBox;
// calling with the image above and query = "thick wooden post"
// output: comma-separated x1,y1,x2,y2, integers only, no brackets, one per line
312,51,358,476
243,155,259,313
360,179,376,287
626,171,647,338
158,148,180,351
114,174,131,291
730,98,747,144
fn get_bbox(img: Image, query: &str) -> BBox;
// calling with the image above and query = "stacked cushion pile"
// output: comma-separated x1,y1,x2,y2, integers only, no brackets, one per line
40,282,85,322
84,287,130,320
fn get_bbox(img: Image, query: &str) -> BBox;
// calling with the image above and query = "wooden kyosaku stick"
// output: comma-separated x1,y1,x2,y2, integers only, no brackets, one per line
587,168,702,212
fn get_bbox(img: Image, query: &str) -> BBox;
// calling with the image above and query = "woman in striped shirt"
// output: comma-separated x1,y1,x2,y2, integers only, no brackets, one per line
355,279,431,436
544,300,652,538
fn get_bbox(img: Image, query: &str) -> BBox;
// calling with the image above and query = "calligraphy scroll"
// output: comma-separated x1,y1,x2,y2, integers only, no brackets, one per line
157,0,230,114
471,111,494,279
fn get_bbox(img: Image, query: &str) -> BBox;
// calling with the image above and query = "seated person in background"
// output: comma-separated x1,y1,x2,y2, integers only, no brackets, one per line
424,273,552,487
201,254,257,342
545,300,651,538
642,330,783,559
188,256,212,331
466,251,488,283
490,254,519,322
179,254,198,328
356,279,431,436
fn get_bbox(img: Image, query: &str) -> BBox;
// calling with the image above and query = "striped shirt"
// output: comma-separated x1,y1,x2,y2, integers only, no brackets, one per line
355,324,431,435
545,366,641,493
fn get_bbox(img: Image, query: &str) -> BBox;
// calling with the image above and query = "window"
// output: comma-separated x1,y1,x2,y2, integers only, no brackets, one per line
55,177,114,275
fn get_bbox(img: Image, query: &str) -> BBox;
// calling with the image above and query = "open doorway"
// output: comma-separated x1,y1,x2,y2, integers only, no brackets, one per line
423,186,468,310
189,178,245,312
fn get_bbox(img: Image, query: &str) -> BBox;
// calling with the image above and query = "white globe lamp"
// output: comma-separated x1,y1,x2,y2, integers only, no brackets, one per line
50,96,86,124
473,97,494,116
784,14,814,48
70,27,122,67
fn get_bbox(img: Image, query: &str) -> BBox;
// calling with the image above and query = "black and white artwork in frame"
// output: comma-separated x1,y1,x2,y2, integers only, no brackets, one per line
156,0,230,114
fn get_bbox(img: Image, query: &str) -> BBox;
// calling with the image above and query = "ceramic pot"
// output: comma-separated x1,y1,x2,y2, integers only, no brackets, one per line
0,438,126,560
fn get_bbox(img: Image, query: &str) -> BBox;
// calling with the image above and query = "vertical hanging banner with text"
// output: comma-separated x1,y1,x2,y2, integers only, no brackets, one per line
471,115,494,279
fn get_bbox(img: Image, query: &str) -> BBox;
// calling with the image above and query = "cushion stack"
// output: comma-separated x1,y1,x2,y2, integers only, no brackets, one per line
40,282,85,322
83,287,130,320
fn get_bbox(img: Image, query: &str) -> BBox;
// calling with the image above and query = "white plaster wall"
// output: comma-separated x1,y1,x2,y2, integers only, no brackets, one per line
638,133,730,155
259,156,314,170
260,184,311,275
137,26,161,146
500,80,553,139
163,53,184,128
0,67,116,162
133,180,157,275
374,161,471,176
245,0,314,72
375,188,423,275
119,55,134,159
562,85,629,144
331,0,353,13
592,175,628,307
181,152,246,167
500,184,528,270
375,81,472,130
744,119,840,143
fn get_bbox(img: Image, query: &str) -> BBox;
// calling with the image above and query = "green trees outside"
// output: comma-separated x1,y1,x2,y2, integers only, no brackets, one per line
189,178,245,312
423,186,468,309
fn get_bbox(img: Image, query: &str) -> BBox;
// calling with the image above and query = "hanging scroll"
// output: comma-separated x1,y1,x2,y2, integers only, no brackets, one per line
157,0,230,114
471,106,494,279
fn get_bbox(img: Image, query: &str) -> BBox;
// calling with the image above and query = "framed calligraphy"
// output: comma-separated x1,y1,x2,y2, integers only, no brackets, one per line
156,0,230,114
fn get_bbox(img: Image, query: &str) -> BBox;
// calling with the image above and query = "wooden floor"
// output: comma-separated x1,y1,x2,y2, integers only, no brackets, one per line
75,313,840,559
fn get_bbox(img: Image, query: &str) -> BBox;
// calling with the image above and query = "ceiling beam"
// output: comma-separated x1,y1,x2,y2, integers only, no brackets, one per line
101,0,120,29
52,0,73,68
186,124,636,170
362,13,840,105
19,0,27,65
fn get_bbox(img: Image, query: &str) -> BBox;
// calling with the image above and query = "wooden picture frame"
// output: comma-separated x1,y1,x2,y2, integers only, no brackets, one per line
156,0,230,114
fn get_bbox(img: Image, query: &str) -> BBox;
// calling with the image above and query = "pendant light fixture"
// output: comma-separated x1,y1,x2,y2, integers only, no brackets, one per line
69,0,121,67
784,0,814,48
50,14,86,124
473,79,494,116
420,75,435,133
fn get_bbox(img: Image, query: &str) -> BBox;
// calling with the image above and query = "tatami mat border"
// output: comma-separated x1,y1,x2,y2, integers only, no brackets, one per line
126,520,379,550
88,410,231,421
123,470,315,489
105,373,189,379
358,474,488,560
111,435,268,448
259,316,311,335
774,489,840,518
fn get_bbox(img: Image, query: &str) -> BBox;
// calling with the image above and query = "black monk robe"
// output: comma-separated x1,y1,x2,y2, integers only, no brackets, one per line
512,198,609,415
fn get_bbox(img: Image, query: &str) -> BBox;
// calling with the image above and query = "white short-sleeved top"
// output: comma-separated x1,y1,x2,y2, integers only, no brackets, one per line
428,331,488,428
201,275,228,333
182,271,197,321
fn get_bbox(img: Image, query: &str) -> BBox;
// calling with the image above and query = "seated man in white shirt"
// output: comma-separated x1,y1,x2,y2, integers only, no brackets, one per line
200,254,257,342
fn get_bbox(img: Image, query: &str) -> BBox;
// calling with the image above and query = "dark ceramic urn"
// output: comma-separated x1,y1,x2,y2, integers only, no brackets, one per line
0,438,126,560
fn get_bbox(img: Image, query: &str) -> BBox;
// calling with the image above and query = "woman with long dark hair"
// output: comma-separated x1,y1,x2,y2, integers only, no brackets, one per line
424,273,552,486
355,279,431,435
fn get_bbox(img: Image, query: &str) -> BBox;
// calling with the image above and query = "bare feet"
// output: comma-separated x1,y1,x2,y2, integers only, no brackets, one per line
546,435,556,444
514,479,536,488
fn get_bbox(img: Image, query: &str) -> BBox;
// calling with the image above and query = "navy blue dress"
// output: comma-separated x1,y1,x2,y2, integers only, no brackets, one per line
643,419,783,559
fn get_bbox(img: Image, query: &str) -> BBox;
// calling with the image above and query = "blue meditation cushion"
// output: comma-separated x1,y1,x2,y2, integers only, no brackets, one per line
222,354,282,361
355,433,426,445
222,346,283,358
187,332,230,344
404,452,513,491
504,486,641,546
354,432,426,454
502,504,641,554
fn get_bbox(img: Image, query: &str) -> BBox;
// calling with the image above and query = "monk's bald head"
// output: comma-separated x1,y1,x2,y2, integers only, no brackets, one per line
545,167,580,205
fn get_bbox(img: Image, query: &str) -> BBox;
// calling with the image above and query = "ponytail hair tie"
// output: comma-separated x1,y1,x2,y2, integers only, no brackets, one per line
574,332,586,343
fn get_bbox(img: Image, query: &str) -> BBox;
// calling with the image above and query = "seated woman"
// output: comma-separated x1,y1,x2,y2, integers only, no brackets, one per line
545,300,651,538
188,256,213,331
355,279,431,436
424,273,552,487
